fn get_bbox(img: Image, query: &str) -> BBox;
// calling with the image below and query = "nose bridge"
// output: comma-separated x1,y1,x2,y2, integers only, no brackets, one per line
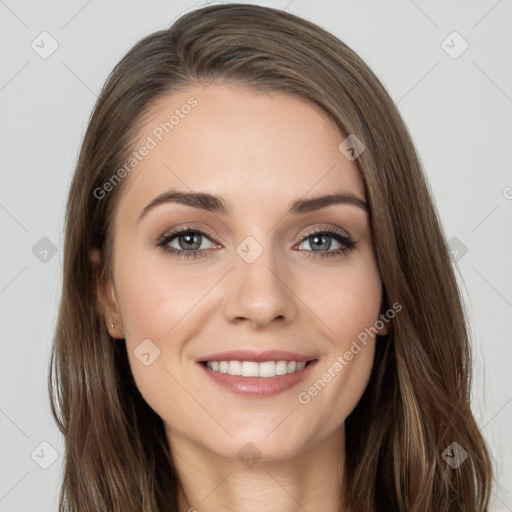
222,234,296,326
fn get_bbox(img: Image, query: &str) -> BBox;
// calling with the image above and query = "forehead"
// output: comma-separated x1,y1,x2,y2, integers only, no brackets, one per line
117,82,366,218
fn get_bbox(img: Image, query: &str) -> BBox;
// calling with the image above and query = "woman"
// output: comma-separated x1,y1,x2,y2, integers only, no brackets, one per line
49,3,494,511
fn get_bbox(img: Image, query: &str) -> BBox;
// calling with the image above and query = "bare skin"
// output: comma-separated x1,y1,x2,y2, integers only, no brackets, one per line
92,82,387,512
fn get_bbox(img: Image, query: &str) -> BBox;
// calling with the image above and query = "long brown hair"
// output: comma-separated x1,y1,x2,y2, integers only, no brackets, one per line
49,3,494,511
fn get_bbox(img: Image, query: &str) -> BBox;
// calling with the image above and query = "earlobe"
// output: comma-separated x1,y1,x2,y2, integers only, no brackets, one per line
376,310,391,336
377,322,390,336
103,280,125,339
89,248,125,339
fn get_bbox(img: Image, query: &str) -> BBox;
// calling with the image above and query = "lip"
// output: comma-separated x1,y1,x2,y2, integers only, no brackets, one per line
196,350,319,397
196,349,315,364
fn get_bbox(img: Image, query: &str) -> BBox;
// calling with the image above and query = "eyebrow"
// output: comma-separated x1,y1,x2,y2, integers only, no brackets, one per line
137,188,368,223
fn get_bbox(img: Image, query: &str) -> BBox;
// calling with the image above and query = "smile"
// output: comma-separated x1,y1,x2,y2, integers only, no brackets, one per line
205,360,307,377
198,355,318,397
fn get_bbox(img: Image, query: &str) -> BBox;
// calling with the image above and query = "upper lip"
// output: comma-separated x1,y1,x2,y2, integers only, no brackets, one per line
197,349,316,363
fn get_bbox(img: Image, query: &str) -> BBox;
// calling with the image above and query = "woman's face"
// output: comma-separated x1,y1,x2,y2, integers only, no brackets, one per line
98,82,385,462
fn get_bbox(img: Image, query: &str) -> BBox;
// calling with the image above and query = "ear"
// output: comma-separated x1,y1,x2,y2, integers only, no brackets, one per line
89,248,125,339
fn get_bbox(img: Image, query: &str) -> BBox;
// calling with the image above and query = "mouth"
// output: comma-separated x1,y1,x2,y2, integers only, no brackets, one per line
196,350,318,397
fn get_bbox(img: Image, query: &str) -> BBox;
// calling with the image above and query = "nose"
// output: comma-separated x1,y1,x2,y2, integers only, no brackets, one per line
222,243,298,329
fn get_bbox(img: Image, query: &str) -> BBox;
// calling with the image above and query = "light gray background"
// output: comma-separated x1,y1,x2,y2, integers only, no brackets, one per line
1,1,511,510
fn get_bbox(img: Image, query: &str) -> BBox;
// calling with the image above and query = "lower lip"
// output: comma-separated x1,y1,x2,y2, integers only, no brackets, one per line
198,360,318,397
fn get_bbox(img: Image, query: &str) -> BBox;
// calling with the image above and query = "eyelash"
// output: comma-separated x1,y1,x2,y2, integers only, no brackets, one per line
156,224,357,260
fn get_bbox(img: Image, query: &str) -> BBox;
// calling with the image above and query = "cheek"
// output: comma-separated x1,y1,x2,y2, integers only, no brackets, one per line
112,254,204,421
114,249,213,340
302,255,383,348
290,255,382,427
112,251,225,403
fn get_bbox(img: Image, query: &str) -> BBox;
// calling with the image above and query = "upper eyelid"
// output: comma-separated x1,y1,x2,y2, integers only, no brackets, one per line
159,224,216,240
301,225,351,239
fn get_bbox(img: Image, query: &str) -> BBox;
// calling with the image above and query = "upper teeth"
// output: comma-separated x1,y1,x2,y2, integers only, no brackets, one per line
206,360,307,377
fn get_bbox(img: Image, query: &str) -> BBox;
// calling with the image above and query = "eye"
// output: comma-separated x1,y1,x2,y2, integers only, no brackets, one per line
295,227,357,259
157,225,217,259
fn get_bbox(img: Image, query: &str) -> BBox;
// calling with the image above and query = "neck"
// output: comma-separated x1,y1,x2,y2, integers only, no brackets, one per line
168,425,350,512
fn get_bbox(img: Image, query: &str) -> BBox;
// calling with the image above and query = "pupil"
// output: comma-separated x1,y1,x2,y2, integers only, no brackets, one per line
179,233,201,250
311,235,330,251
